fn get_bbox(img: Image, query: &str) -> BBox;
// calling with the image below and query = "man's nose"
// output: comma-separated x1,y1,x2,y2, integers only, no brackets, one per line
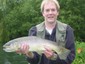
49,10,53,14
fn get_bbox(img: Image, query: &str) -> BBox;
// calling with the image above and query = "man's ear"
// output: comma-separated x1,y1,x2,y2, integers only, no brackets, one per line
57,11,59,16
42,12,44,17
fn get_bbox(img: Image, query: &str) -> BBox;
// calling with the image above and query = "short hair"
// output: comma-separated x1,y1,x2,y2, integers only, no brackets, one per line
41,0,60,12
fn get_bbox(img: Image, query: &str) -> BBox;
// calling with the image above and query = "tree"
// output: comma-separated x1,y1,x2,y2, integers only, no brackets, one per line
0,0,85,43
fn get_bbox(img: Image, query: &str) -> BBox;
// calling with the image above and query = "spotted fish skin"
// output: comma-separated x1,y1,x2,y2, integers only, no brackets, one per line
3,36,70,60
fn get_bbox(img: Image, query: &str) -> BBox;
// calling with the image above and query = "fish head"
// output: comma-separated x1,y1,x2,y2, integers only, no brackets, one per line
3,42,20,52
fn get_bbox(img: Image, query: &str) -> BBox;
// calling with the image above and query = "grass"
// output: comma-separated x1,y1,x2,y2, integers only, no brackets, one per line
73,41,85,64
0,41,85,64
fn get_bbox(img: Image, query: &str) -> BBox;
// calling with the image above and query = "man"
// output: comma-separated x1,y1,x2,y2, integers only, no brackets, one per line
18,0,75,64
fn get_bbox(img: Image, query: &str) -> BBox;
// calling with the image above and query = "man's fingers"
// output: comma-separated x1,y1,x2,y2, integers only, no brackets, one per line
16,43,29,55
20,43,29,54
43,45,54,58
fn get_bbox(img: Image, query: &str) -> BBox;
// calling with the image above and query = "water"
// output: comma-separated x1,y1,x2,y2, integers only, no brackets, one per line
0,43,28,64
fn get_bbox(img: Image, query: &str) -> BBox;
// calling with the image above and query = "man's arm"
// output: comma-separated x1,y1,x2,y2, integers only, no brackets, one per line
26,27,40,64
46,25,75,64
65,25,76,63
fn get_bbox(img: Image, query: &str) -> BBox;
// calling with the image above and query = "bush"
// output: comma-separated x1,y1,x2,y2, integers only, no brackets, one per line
73,41,85,64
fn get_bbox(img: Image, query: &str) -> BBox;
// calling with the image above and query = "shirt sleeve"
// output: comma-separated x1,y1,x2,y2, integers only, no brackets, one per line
65,25,76,63
28,26,37,36
26,26,40,64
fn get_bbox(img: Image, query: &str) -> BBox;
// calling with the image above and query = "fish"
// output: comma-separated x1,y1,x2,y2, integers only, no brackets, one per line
3,36,70,60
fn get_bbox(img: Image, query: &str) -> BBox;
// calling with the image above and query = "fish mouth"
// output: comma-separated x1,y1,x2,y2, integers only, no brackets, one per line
3,45,13,52
3,47,11,52
3,45,7,51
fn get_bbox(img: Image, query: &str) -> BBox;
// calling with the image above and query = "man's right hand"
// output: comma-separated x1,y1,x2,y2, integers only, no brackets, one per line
16,43,34,58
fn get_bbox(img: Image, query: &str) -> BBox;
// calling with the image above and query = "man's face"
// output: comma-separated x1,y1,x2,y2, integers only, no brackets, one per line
42,2,59,23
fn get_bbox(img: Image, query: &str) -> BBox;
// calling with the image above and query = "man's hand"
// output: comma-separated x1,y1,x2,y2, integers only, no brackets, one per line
43,46,58,60
16,43,34,58
43,46,54,59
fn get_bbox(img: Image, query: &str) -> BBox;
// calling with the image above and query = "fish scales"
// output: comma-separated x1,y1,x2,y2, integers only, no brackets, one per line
3,36,70,60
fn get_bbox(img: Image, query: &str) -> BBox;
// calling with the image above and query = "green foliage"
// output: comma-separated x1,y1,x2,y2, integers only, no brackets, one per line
0,0,85,43
73,41,85,64
0,22,3,43
59,0,85,41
